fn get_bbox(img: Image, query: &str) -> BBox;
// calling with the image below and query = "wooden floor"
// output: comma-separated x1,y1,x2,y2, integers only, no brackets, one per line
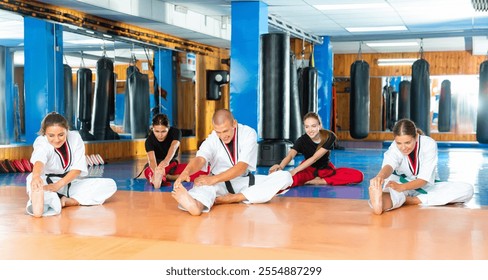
1,186,487,260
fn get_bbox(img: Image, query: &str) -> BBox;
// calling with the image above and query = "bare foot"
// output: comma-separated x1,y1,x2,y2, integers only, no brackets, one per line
31,190,44,218
305,177,327,185
369,183,383,215
215,193,246,204
171,186,203,216
152,172,164,189
61,196,80,207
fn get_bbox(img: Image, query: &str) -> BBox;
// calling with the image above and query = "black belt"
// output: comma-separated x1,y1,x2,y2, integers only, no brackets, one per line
46,172,71,198
225,173,255,194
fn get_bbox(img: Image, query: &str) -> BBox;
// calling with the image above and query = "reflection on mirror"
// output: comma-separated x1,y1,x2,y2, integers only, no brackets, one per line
380,75,478,134
0,7,198,144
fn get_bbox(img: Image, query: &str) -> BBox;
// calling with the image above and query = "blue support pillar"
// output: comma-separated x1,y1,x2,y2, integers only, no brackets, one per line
314,36,333,129
154,49,174,125
230,1,268,132
24,17,63,143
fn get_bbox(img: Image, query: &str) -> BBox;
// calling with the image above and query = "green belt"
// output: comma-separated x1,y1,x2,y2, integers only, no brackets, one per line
394,172,428,194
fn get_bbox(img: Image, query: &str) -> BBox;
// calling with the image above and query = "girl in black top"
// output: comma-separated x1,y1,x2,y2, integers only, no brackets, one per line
144,114,206,188
269,112,363,187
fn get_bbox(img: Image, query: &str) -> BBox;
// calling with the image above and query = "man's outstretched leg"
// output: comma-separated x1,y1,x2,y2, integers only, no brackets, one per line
171,185,204,216
215,193,246,204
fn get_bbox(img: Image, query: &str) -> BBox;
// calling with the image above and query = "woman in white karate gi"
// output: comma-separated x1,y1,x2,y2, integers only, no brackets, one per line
369,119,474,215
26,112,117,217
171,109,293,216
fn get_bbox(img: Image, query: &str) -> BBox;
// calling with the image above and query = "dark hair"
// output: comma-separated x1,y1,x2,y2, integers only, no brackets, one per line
303,112,322,125
316,129,336,152
392,119,424,137
152,114,169,127
39,112,69,135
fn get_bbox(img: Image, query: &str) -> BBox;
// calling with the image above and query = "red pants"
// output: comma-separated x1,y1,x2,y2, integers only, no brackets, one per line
144,162,208,185
290,162,364,187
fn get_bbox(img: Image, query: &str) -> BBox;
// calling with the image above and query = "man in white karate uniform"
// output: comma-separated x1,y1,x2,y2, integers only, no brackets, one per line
172,109,292,216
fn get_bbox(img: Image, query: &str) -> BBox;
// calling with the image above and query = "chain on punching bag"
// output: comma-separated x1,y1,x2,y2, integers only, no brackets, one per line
438,80,452,132
350,60,370,139
477,61,488,143
410,58,431,135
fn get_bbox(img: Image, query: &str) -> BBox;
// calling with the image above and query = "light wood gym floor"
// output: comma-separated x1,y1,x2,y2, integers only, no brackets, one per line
1,147,487,260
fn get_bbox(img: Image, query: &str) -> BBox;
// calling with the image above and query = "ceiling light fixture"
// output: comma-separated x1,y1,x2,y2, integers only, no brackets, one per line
314,3,389,10
377,58,417,66
346,26,408,32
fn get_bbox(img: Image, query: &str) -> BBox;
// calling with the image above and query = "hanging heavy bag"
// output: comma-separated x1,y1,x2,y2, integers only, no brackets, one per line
289,52,302,143
77,67,95,141
477,61,488,143
438,80,452,132
350,60,370,139
260,32,290,140
398,80,411,120
410,58,431,135
92,56,117,140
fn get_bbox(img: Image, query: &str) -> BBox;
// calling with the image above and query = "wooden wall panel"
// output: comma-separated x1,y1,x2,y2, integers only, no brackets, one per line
334,51,485,141
334,51,486,77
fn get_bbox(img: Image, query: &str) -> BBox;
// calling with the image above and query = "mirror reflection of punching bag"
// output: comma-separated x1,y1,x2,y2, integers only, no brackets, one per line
438,80,452,132
477,61,488,143
206,70,229,100
398,80,411,120
77,67,95,141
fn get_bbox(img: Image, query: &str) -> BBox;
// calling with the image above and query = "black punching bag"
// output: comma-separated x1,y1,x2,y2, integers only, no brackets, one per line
92,56,119,140
63,64,76,129
77,67,95,141
260,32,290,140
398,80,411,120
289,52,302,143
299,67,318,117
410,59,431,135
124,65,150,139
477,61,488,143
438,80,452,132
350,60,370,139
258,32,292,166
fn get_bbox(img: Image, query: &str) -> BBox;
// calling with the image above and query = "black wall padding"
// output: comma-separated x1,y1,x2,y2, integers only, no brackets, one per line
398,81,411,120
477,61,488,143
438,80,452,132
289,53,302,143
123,65,150,139
91,57,119,140
76,67,95,141
299,67,318,117
349,60,370,139
63,64,76,129
260,33,290,140
410,59,431,135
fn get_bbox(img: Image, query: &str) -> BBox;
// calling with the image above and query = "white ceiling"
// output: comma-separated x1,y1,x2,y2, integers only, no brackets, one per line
2,0,488,58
